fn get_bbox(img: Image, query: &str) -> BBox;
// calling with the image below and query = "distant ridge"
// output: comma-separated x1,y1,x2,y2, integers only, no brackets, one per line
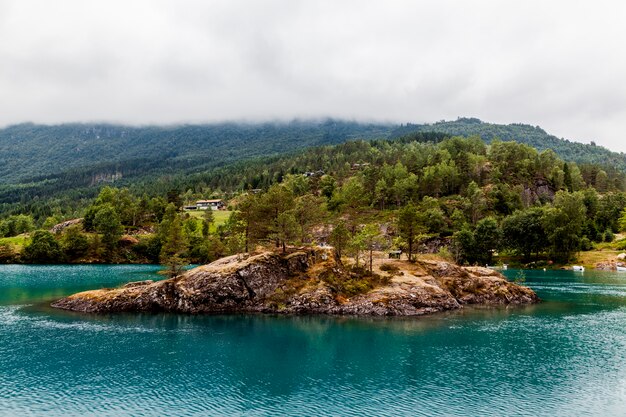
391,117,626,171
0,118,625,211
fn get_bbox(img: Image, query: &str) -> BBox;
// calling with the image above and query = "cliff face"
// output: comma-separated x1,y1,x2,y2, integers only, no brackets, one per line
51,250,539,316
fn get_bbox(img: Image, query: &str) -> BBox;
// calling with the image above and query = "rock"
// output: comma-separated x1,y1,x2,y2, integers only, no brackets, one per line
52,250,539,316
595,262,615,271
618,253,626,261
50,218,83,234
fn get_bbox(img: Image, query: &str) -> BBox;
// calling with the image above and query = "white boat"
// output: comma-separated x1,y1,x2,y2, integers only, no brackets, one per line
572,265,585,272
616,266,626,272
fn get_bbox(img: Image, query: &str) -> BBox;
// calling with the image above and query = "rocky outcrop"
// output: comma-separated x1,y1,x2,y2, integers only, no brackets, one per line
52,250,539,316
50,218,83,234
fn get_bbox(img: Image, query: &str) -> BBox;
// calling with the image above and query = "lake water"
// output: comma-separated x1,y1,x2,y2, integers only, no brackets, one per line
2,265,626,416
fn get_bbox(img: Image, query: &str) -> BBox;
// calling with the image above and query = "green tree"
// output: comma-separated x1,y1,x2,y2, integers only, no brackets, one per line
543,191,587,262
474,217,502,265
329,220,351,259
397,203,422,261
273,211,299,253
501,208,548,262
452,226,475,264
356,224,383,273
202,208,215,237
465,181,486,224
294,194,326,243
319,175,337,199
23,231,63,263
563,162,573,192
61,225,90,261
160,215,188,278
94,204,123,260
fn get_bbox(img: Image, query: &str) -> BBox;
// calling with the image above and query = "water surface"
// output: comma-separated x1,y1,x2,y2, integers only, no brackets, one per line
2,265,626,416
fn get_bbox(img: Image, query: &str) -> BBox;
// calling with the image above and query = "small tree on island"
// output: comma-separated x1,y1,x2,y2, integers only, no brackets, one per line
329,220,350,260
160,215,188,279
397,203,422,262
355,224,384,273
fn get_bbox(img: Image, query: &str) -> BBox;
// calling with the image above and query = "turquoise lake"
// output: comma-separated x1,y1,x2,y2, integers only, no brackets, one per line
2,265,626,416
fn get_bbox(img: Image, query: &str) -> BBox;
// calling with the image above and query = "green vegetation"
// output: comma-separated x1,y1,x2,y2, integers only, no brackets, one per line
392,117,626,173
2,119,626,269
0,118,624,225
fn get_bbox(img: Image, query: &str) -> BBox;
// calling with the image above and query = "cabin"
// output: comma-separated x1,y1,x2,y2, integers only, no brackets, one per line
196,199,225,211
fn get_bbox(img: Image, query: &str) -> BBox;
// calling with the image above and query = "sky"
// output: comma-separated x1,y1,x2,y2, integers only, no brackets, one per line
1,0,626,152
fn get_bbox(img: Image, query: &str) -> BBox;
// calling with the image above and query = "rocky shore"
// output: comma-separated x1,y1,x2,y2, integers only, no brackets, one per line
51,249,539,316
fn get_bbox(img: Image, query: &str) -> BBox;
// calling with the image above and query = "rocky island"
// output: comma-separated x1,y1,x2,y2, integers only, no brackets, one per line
52,249,538,315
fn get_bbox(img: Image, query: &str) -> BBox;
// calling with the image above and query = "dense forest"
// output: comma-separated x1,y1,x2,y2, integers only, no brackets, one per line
0,118,624,222
3,132,626,271
392,117,626,171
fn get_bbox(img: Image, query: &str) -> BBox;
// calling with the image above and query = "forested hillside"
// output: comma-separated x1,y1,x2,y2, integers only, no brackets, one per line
0,120,392,218
1,118,625,221
3,134,626,269
392,117,626,171
0,120,392,183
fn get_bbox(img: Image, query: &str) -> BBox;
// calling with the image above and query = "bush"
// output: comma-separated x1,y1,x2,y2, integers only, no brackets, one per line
23,231,63,263
379,263,400,274
61,226,89,261
604,229,615,243
437,247,454,262
132,235,162,263
579,236,593,251
320,266,390,297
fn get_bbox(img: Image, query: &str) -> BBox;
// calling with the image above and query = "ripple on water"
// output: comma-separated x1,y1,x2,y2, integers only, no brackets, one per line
4,266,626,416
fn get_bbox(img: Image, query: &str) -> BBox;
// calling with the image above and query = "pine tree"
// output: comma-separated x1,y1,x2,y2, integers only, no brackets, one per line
397,203,422,261
160,216,188,279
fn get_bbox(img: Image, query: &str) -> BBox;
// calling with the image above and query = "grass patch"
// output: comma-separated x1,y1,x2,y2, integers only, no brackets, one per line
0,235,30,250
183,210,232,233
575,249,623,268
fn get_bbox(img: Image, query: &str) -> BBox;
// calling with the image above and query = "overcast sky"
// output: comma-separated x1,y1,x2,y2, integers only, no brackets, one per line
1,0,626,151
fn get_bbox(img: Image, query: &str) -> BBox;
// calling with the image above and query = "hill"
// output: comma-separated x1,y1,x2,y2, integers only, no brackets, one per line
0,120,393,184
1,117,625,219
391,117,626,171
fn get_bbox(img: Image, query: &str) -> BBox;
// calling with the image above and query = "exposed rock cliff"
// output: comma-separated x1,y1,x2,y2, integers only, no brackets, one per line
51,250,539,316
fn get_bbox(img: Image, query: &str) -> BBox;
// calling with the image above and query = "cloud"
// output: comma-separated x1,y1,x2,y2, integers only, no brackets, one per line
1,0,626,151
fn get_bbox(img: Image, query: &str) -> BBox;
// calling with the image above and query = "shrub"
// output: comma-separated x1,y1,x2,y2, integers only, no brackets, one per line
616,239,626,251
23,231,63,263
579,236,593,251
379,263,400,274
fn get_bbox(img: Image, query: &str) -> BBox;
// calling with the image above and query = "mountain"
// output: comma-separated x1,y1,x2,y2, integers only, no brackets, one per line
0,120,393,184
0,117,625,219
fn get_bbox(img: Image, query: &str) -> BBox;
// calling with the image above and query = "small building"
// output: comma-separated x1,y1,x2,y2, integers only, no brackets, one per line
196,199,225,211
